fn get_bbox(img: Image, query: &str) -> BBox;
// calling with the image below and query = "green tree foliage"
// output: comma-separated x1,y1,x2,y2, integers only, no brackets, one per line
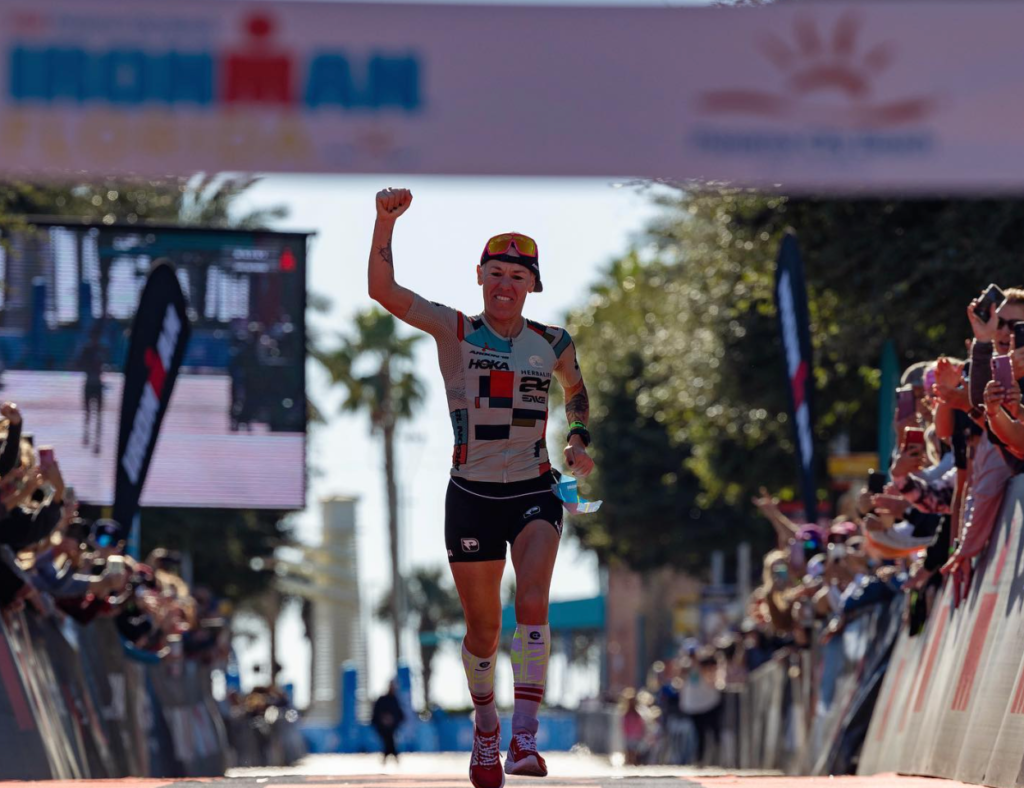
0,174,285,227
570,192,1024,573
139,507,292,604
567,251,772,572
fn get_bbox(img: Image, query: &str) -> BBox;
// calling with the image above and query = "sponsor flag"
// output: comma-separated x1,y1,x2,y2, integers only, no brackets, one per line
878,340,900,474
113,263,190,531
773,233,818,523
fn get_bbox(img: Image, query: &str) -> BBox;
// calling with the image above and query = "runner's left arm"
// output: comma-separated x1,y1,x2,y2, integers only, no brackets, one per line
554,333,594,476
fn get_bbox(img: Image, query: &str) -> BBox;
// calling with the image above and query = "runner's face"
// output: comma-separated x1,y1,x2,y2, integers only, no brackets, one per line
477,260,535,320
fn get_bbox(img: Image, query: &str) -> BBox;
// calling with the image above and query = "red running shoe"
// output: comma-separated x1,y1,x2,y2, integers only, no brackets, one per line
504,730,548,777
469,725,504,788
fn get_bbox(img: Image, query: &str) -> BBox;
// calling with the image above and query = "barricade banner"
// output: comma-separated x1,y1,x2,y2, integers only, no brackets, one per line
142,664,184,778
858,476,1024,787
955,493,1024,785
0,608,296,780
907,559,986,777
25,613,116,777
0,615,53,779
3,611,81,778
726,589,906,776
925,519,1003,778
148,659,229,777
818,594,903,776
743,656,787,770
858,625,926,774
78,620,147,777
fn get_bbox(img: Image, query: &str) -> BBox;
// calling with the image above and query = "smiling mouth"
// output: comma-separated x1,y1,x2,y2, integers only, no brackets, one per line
495,295,513,303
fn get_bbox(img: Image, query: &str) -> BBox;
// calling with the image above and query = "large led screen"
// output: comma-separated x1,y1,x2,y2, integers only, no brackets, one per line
0,221,307,509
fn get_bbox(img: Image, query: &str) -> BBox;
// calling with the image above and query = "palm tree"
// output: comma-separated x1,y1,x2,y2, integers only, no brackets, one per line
315,307,425,662
378,567,464,710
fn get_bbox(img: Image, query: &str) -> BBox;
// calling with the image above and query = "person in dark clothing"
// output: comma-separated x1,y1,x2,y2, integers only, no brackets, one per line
372,680,405,764
76,327,106,455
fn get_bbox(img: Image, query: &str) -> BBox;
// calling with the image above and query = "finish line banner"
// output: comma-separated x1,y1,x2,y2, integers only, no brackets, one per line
3,1,1024,191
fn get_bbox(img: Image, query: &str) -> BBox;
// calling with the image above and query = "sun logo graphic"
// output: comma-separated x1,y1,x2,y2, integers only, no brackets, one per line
697,12,935,129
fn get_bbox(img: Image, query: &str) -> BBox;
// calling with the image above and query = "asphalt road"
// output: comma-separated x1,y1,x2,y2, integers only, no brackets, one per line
0,752,985,788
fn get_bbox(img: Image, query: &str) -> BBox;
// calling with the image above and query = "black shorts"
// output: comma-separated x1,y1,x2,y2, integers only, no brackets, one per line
84,382,103,407
445,472,564,563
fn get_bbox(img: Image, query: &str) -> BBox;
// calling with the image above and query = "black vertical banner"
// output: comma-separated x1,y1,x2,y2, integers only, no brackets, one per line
113,263,190,531
773,233,818,524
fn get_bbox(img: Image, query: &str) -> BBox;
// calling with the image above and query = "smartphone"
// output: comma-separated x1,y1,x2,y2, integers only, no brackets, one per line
789,538,806,572
38,446,54,470
896,385,916,421
903,427,926,449
993,354,1015,390
102,555,127,577
975,284,1006,323
868,471,887,495
924,367,937,395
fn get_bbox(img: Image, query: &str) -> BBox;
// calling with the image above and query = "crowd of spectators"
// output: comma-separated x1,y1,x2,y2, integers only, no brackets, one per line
619,284,1024,767
0,400,230,662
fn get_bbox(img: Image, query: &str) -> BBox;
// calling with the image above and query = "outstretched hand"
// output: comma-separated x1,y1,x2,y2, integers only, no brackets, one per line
752,486,779,513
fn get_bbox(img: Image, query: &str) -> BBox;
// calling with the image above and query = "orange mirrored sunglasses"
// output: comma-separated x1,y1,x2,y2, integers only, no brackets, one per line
484,232,538,258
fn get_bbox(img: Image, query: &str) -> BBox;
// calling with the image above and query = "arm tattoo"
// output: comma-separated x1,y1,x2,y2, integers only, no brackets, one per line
378,241,394,268
566,386,590,426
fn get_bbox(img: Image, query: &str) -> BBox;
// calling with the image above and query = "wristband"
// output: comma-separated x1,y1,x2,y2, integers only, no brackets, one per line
567,422,591,447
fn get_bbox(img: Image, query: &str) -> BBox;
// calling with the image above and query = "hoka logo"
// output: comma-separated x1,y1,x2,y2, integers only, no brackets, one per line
469,359,510,371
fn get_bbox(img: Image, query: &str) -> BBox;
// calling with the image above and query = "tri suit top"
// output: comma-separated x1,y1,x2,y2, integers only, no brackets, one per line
402,294,582,484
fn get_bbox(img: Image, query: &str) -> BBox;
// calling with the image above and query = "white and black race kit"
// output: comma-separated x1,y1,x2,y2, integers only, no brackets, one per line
402,294,583,562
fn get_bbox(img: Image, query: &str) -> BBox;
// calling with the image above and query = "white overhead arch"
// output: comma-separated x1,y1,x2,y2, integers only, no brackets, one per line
0,0,1015,192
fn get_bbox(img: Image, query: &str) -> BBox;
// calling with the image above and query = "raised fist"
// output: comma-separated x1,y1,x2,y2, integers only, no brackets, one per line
0,402,21,426
376,188,412,221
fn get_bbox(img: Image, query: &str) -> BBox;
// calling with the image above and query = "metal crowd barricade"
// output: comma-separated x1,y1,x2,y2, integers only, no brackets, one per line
718,595,904,775
0,610,301,779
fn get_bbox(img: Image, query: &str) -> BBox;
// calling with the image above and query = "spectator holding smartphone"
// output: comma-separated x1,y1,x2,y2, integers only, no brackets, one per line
889,422,956,514
0,444,67,551
941,289,1024,597
984,378,1024,457
966,287,1024,408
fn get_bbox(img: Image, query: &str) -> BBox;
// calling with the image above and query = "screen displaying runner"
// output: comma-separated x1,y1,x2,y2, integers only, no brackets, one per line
0,221,308,509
